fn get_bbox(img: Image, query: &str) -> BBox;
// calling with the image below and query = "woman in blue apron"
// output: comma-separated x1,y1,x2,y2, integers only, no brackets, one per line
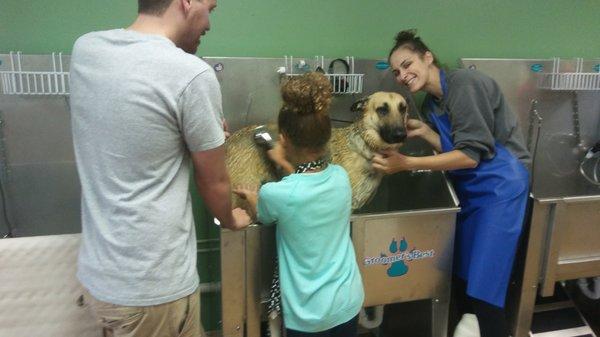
372,30,530,337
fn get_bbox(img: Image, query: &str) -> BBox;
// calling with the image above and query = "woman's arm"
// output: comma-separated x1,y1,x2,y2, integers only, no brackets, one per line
372,149,477,174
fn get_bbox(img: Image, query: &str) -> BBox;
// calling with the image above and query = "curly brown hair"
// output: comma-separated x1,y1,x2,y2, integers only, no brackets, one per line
278,72,332,150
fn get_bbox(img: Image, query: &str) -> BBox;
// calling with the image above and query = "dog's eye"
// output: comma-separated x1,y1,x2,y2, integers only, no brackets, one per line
376,103,389,116
398,102,407,113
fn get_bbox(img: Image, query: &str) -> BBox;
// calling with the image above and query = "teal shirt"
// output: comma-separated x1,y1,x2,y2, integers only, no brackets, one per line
257,164,364,332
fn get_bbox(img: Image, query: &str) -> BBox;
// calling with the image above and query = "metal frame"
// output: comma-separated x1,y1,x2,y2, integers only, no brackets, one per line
0,51,69,95
351,207,458,337
513,197,600,337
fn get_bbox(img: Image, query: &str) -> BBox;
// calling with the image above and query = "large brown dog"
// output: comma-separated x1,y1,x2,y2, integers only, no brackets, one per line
226,91,409,213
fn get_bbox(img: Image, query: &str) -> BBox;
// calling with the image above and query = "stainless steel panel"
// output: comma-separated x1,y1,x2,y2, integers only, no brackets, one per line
245,226,261,337
220,229,245,337
540,203,565,296
204,57,413,133
461,58,600,199
0,95,79,236
511,201,550,337
558,201,600,261
352,211,455,306
354,170,458,215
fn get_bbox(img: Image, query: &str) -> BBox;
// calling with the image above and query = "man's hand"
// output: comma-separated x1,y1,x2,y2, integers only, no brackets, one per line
222,118,231,139
230,207,252,230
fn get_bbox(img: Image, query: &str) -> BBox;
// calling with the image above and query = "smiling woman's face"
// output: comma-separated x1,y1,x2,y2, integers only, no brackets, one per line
388,47,434,93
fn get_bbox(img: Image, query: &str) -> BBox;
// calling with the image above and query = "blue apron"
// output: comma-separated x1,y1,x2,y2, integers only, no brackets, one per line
428,70,529,308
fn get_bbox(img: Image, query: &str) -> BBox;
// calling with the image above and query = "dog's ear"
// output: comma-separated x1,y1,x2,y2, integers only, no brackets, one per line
350,96,369,112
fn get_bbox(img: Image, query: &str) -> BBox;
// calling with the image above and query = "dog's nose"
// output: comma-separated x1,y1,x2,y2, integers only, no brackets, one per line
381,126,407,144
392,129,407,143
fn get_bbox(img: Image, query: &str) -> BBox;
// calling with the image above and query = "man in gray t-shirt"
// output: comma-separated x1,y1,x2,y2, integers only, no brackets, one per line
69,0,250,336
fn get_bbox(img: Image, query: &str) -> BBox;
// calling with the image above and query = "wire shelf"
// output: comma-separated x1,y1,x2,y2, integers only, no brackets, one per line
0,51,69,95
538,58,600,91
281,56,364,95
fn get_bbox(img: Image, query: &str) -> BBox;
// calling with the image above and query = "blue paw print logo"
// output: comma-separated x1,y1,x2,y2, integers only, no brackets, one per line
383,238,409,277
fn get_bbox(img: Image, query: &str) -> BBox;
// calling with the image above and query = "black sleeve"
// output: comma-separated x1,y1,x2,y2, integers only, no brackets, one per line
446,82,496,163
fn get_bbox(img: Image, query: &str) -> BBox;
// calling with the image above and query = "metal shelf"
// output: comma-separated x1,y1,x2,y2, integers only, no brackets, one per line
0,51,69,95
538,58,600,91
280,55,364,95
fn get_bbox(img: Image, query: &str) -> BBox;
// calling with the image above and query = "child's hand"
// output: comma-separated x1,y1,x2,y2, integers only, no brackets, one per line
267,138,294,174
233,185,259,202
267,142,286,165
233,185,259,220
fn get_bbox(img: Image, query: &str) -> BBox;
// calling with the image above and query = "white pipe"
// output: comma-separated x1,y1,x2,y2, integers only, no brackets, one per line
577,277,600,300
358,305,384,330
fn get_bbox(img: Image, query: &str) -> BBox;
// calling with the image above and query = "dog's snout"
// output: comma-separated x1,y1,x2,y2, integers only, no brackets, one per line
393,129,407,142
380,126,407,144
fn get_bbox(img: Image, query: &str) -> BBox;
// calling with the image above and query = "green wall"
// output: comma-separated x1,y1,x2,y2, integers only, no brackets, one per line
2,0,599,67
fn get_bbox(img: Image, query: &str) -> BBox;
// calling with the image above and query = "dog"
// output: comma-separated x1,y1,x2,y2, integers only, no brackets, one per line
226,91,409,213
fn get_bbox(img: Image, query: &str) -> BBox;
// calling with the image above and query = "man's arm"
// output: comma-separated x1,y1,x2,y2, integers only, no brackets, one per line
191,145,250,230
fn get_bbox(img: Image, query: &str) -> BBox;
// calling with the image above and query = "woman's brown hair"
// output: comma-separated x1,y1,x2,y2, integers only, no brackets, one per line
388,29,440,67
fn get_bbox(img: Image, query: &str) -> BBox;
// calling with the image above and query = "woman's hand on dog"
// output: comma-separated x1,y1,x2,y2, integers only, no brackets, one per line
372,149,414,174
406,119,442,152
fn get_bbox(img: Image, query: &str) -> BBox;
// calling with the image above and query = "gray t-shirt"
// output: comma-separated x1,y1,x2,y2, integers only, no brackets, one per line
70,29,224,306
425,69,531,167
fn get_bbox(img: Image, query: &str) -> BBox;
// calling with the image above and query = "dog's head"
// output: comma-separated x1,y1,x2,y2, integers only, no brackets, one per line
351,92,409,150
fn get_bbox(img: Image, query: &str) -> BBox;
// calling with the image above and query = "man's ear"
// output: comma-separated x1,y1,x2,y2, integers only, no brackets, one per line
181,0,193,14
350,96,369,112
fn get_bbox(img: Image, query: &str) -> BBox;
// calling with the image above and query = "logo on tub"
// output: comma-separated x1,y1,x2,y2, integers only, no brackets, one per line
363,238,435,277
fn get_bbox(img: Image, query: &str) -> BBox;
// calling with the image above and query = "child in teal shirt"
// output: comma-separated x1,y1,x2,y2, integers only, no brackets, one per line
234,72,364,336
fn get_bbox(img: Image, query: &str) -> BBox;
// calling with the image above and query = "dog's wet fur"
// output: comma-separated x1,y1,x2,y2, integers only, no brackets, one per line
226,91,409,214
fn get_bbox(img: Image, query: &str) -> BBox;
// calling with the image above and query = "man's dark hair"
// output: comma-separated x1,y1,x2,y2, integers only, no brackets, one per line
138,0,174,15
